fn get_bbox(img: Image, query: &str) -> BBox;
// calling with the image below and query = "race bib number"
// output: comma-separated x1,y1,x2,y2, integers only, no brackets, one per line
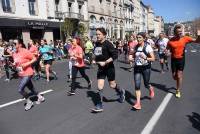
94,47,102,56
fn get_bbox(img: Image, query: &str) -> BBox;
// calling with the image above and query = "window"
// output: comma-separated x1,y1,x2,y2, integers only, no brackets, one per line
28,0,36,15
55,0,59,12
2,0,11,12
100,17,105,24
78,5,82,14
68,2,72,12
90,15,96,23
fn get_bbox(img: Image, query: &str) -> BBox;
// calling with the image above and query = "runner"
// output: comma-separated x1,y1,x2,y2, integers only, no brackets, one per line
67,37,92,95
166,24,194,98
65,39,73,81
28,39,40,80
7,39,45,111
39,39,57,82
123,40,128,62
156,33,170,73
84,37,94,65
128,35,138,72
3,42,17,82
91,28,125,113
130,32,155,110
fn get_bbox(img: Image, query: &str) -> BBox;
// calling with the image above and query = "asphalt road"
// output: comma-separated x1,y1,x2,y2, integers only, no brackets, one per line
0,43,200,134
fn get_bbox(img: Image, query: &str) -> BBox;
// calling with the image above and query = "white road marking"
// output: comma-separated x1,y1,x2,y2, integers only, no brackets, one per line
141,93,173,134
191,50,197,53
0,89,53,109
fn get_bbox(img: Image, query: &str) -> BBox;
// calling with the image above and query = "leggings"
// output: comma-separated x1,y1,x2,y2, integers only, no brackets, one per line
134,66,151,90
18,76,38,99
71,66,90,91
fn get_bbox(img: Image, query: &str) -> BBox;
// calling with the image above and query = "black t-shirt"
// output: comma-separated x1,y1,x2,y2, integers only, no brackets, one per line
94,40,118,68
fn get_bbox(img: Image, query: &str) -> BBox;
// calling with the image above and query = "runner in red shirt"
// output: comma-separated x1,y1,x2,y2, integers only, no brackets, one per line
28,39,40,79
167,24,194,98
8,39,45,111
67,38,91,95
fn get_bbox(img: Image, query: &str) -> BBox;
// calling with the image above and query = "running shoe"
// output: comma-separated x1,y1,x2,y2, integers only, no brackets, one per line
128,68,133,72
4,78,10,82
67,90,75,95
25,99,33,111
175,90,181,98
88,81,92,89
53,71,58,80
118,89,126,103
160,70,165,74
91,103,103,113
36,94,45,104
149,86,155,99
132,103,141,110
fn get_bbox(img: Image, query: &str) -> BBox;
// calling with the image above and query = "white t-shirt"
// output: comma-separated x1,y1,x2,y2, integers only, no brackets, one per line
147,39,155,47
134,45,153,66
157,38,169,54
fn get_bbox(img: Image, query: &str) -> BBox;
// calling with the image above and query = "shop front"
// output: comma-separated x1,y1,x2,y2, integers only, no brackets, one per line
0,17,61,45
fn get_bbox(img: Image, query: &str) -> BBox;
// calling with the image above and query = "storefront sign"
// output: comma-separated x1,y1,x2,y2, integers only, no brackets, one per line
26,21,49,29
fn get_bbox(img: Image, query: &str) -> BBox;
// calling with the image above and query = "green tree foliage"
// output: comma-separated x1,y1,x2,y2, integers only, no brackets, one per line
78,23,87,37
62,18,79,38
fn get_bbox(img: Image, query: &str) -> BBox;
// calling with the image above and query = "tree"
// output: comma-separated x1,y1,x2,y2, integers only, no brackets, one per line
78,23,87,37
62,18,79,39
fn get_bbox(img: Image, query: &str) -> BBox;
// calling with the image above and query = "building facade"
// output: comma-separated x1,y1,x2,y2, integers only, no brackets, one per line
0,0,59,44
124,0,134,35
88,0,127,40
0,0,88,44
139,1,148,33
88,0,138,40
147,6,155,35
0,0,165,43
132,0,141,33
154,16,164,36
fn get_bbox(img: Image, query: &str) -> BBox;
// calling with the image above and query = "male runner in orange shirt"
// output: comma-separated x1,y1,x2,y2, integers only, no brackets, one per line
167,24,194,98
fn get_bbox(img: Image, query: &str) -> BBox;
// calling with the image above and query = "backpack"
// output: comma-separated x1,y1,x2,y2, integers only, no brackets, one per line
135,42,152,66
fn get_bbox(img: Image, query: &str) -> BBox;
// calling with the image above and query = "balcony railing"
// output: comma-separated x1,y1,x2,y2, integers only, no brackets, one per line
55,11,84,20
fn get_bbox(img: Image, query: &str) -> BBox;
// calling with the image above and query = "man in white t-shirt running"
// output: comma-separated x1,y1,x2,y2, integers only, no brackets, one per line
156,33,169,73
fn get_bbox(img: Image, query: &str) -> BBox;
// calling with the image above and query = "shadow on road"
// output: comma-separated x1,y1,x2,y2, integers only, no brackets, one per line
87,91,99,106
68,82,88,89
120,66,132,72
125,90,136,105
150,82,176,95
187,112,200,132
87,90,151,107
117,59,129,64
151,67,161,73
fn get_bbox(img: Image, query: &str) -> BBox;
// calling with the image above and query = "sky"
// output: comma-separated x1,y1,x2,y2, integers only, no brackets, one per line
142,0,200,23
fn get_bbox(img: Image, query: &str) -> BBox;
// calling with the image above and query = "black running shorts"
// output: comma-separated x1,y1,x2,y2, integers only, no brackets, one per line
44,59,53,65
171,58,185,73
97,67,115,81
159,53,168,60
